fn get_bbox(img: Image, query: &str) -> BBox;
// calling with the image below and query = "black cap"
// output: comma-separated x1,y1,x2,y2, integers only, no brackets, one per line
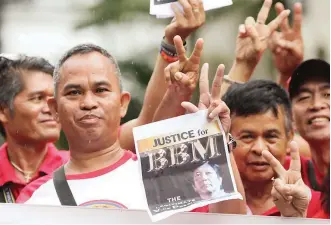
288,59,330,99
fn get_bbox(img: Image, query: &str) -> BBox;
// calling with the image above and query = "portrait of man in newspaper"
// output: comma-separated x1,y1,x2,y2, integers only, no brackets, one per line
154,0,177,5
140,132,235,215
192,162,231,200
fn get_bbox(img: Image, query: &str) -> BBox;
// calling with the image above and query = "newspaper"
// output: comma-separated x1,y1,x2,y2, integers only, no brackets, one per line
150,0,233,18
133,110,242,221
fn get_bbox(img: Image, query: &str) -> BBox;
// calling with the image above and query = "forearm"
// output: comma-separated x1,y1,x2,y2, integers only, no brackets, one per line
153,88,192,122
209,153,247,214
221,61,257,97
277,73,291,89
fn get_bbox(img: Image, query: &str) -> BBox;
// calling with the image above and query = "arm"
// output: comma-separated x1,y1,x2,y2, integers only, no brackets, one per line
220,0,290,97
119,0,205,151
269,2,304,89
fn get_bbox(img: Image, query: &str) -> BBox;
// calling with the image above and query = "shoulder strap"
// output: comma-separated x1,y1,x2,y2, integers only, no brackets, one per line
53,166,77,206
0,183,15,203
307,160,321,191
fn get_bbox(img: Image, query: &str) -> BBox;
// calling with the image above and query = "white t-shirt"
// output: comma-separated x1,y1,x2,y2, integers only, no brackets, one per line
17,151,147,210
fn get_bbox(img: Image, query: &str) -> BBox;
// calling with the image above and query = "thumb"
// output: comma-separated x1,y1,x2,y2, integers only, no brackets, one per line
181,101,199,114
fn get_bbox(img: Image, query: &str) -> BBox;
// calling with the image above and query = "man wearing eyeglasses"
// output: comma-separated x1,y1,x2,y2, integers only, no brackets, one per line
0,54,69,203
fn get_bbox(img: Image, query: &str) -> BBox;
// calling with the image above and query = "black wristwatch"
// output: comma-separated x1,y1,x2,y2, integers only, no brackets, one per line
227,133,237,153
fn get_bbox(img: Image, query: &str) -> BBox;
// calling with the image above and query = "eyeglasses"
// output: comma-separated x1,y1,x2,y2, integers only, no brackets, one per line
227,133,237,153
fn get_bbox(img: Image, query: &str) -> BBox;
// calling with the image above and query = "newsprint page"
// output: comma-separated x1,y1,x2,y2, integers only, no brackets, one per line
133,110,242,221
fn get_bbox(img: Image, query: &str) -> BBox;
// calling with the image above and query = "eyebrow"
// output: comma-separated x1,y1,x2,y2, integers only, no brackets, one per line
93,81,112,89
265,129,281,135
63,84,81,92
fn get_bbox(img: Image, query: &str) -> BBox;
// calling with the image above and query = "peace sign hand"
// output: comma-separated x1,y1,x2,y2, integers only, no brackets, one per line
262,141,311,217
235,0,290,65
181,63,231,134
164,35,204,96
269,2,304,78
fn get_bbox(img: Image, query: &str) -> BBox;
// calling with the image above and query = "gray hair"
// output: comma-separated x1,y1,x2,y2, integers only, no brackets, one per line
0,54,54,137
53,43,122,96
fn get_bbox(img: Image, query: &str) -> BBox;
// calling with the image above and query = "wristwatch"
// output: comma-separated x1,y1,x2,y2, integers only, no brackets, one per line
227,133,237,153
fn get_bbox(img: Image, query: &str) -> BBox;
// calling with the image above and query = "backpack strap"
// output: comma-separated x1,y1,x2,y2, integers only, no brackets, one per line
0,183,15,203
53,166,77,206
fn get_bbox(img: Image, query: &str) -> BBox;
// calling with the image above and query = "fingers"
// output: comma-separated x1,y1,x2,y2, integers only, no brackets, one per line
171,3,185,22
289,141,301,172
178,0,194,19
268,9,291,33
181,101,199,113
164,65,172,86
272,179,293,204
188,38,204,65
293,2,302,33
208,100,230,120
211,64,225,100
277,39,303,59
238,24,246,37
174,35,187,63
244,17,259,46
199,63,210,95
262,150,287,177
256,0,272,24
275,2,290,31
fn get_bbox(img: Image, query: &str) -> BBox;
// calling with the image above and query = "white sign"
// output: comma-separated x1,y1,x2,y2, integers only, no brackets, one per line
133,110,242,221
150,0,233,18
0,203,329,224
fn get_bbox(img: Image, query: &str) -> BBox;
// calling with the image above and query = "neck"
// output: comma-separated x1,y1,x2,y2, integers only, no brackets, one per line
66,140,124,175
310,140,330,176
6,136,48,173
244,179,273,207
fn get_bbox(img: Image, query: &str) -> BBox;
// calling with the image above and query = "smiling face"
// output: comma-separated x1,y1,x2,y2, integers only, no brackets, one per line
49,51,130,151
231,108,292,183
292,77,330,144
0,71,60,144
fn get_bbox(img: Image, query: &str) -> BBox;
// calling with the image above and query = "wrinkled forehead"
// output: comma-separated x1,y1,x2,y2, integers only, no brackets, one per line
57,52,119,91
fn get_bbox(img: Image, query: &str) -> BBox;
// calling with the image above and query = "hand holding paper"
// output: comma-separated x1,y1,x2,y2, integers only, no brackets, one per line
164,0,205,44
181,63,231,134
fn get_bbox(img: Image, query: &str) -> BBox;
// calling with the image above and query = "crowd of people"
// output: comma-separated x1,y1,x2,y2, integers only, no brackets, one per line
0,0,329,220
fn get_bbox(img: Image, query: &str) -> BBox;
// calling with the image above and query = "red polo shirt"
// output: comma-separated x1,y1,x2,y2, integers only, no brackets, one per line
0,143,69,202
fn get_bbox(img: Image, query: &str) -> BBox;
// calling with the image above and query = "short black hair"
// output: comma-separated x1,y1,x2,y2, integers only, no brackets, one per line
222,80,293,134
289,59,330,99
53,43,122,96
0,55,54,138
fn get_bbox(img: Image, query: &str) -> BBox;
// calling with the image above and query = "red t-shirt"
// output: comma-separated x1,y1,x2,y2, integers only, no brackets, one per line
0,143,69,202
313,209,330,219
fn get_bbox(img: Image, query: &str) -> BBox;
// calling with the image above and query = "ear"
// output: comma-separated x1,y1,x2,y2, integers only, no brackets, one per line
119,91,131,118
0,106,9,125
47,97,59,122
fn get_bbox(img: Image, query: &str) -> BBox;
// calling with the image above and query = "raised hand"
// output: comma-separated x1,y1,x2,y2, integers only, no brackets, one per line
165,0,205,44
262,141,311,217
164,35,204,95
235,0,290,65
269,2,304,79
181,63,231,133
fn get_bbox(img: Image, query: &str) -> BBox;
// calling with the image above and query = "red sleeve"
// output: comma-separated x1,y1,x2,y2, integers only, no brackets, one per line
306,190,323,218
190,205,209,213
16,175,52,203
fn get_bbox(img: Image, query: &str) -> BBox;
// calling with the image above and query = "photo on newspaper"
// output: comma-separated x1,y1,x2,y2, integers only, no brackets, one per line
133,110,242,221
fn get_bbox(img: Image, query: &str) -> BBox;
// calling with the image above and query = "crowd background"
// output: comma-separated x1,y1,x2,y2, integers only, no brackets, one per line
0,0,329,149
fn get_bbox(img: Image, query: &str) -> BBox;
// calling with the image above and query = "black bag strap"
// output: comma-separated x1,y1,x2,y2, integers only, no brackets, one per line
307,160,321,192
53,166,77,206
0,183,15,203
